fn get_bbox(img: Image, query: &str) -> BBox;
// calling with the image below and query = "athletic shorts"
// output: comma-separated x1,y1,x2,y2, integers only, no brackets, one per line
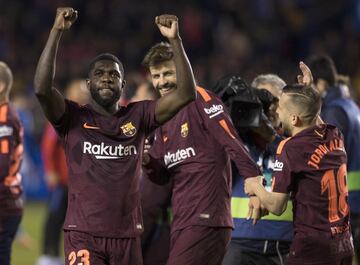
64,230,142,265
287,231,354,265
167,226,231,265
0,215,22,265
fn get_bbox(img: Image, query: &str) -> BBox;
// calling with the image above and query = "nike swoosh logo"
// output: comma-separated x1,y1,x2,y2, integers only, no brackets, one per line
83,123,100,130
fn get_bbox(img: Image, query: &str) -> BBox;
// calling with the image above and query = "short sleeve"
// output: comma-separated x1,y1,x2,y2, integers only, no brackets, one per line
51,99,77,137
139,100,160,136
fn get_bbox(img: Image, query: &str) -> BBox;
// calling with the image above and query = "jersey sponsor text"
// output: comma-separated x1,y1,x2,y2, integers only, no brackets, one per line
164,147,196,168
83,141,137,159
204,104,224,118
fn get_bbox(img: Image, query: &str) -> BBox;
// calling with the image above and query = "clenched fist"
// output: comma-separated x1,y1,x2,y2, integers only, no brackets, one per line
53,7,78,31
155,14,179,39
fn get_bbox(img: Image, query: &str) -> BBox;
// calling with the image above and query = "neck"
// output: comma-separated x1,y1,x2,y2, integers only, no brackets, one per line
90,98,118,116
291,115,321,136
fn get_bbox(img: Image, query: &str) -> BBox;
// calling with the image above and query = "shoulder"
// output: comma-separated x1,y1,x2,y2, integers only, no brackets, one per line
196,86,221,103
276,136,302,157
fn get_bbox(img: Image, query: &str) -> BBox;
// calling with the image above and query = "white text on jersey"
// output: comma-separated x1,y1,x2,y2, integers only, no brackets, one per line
273,159,284,171
83,141,137,159
204,104,224,118
164,147,196,168
0,125,13,138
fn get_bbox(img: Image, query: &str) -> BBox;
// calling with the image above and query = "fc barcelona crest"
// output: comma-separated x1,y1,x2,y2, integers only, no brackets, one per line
121,122,137,137
181,122,189,137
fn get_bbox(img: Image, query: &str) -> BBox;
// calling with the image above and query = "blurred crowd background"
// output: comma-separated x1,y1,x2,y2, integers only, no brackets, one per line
1,1,360,261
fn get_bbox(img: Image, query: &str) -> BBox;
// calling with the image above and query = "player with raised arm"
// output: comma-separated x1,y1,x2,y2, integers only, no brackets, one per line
34,8,196,265
142,24,261,265
245,65,354,264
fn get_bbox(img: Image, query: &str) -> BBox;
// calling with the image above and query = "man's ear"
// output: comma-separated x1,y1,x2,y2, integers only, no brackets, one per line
121,79,126,92
290,114,301,127
85,79,91,90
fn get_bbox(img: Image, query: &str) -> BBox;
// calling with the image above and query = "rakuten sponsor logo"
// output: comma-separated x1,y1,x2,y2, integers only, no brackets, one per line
204,104,224,118
83,141,137,159
164,147,196,168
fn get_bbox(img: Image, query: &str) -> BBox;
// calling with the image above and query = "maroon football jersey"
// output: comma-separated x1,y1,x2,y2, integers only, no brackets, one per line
273,124,354,263
0,103,24,217
52,99,159,238
144,87,260,233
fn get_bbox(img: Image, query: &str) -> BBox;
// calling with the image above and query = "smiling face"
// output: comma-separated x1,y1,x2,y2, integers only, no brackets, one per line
87,60,124,108
149,60,177,97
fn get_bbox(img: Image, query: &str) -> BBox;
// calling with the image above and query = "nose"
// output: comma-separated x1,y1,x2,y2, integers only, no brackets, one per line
158,75,167,87
101,72,112,83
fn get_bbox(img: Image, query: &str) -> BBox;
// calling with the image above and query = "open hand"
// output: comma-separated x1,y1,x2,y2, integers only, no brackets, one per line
297,61,313,86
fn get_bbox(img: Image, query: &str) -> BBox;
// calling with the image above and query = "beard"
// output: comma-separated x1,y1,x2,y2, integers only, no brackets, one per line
90,85,120,108
157,82,177,96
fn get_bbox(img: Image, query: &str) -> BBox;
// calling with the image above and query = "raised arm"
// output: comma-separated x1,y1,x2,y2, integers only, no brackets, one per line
154,15,196,124
34,7,78,123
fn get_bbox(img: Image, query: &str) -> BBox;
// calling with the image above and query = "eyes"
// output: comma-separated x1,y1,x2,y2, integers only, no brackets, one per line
152,71,175,80
93,70,120,79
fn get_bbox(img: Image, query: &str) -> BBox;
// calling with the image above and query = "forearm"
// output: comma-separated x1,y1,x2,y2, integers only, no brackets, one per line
169,37,196,103
34,29,63,97
251,183,286,215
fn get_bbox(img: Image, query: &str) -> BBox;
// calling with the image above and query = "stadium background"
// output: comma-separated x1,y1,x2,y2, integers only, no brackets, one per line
1,0,360,264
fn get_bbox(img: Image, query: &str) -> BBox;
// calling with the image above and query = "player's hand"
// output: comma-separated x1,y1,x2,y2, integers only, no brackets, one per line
297,61,313,86
53,7,78,31
247,196,268,224
244,176,263,196
155,15,179,39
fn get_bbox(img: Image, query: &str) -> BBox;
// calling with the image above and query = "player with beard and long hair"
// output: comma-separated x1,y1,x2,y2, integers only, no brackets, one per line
142,40,261,265
34,8,196,265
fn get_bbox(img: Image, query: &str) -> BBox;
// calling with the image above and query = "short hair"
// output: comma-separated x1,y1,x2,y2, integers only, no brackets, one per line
88,53,124,78
282,84,321,124
251,74,286,91
142,42,174,67
306,54,337,87
0,61,13,93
